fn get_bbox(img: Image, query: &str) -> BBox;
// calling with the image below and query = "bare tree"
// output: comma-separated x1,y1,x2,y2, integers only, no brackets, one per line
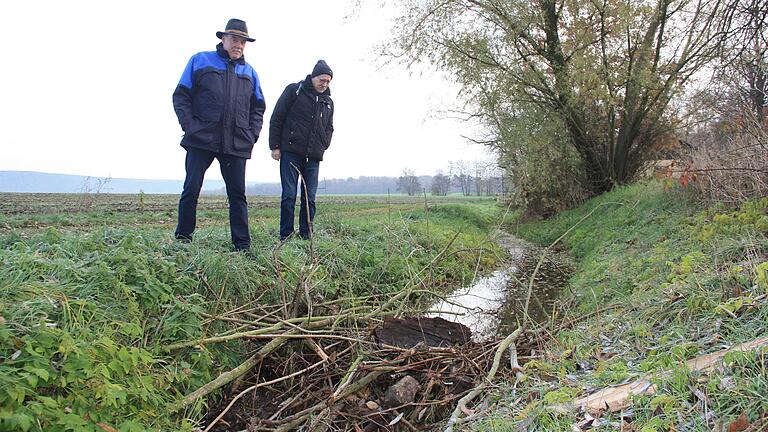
397,168,422,196
681,0,768,205
473,161,486,196
431,170,451,196
78,176,112,210
449,161,472,196
471,159,501,196
717,0,768,123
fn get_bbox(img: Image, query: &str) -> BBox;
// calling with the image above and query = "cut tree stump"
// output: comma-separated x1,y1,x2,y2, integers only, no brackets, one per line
374,317,471,349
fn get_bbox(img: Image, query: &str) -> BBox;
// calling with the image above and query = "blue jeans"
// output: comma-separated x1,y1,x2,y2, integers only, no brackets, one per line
176,147,250,250
279,152,319,239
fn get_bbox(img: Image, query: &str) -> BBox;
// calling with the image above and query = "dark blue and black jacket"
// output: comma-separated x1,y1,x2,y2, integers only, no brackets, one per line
269,76,334,161
173,43,266,159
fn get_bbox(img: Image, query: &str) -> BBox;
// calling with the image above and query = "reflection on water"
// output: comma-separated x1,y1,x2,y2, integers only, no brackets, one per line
428,233,571,341
496,253,571,337
427,268,511,341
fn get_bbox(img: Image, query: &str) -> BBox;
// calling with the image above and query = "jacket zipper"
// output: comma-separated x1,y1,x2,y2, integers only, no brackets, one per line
223,60,234,153
306,94,322,158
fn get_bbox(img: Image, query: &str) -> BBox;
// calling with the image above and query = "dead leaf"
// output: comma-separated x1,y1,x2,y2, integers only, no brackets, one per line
597,352,616,362
388,412,404,426
728,414,750,432
526,390,541,402
574,417,594,430
96,423,118,432
620,421,636,432
417,407,427,421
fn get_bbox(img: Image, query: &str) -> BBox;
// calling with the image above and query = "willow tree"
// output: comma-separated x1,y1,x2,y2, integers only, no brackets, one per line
386,0,728,193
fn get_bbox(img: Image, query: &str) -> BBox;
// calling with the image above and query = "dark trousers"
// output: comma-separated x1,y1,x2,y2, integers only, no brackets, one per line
176,147,250,250
279,152,319,239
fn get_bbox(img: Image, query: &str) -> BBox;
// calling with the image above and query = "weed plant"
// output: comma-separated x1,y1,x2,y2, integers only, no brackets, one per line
0,195,503,431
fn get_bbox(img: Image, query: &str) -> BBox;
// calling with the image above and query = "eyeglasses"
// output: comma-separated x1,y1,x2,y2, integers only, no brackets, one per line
317,78,331,85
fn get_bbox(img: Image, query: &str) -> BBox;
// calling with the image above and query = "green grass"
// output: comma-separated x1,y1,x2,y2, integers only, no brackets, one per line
476,181,768,431
0,193,504,431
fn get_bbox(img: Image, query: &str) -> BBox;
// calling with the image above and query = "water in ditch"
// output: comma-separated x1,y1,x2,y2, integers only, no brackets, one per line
428,232,572,340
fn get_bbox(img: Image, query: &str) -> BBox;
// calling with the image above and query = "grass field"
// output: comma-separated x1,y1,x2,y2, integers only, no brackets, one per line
0,192,506,431
7,183,763,431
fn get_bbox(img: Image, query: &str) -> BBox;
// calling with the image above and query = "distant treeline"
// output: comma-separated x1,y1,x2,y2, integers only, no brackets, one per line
0,171,508,196
241,174,508,196
242,176,418,196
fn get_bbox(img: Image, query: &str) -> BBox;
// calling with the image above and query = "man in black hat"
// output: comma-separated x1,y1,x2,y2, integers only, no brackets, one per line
172,18,266,252
269,60,334,241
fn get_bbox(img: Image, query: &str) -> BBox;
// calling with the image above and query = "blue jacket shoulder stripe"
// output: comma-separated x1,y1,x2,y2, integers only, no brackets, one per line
178,51,264,101
178,51,221,89
236,63,265,101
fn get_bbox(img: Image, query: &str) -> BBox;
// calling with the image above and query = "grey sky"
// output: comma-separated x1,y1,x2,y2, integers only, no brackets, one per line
0,1,492,183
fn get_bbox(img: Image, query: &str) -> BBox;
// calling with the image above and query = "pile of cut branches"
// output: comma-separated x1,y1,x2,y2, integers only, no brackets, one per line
166,304,533,431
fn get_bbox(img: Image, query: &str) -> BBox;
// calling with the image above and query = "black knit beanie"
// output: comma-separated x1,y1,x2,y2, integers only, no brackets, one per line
311,60,333,78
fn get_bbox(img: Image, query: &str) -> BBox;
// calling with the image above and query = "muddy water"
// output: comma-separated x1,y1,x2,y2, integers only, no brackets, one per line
428,232,571,340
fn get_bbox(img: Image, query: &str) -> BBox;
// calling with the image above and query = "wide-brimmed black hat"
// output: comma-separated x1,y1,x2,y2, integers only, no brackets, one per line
216,18,255,42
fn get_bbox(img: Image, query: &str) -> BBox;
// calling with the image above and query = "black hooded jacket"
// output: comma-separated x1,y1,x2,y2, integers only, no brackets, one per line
269,76,334,161
173,43,266,159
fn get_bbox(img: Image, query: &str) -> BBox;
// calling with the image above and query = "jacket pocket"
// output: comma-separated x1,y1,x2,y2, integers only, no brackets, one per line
288,121,308,145
185,104,221,143
233,110,254,151
234,108,250,128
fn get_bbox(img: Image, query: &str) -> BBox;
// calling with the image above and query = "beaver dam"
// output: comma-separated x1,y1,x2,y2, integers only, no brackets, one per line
187,233,572,431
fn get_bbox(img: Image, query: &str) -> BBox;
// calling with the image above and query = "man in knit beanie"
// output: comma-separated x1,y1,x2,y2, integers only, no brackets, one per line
269,60,335,240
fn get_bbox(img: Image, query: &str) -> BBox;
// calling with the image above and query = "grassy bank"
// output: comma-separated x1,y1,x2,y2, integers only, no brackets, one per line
0,194,503,431
480,181,768,431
